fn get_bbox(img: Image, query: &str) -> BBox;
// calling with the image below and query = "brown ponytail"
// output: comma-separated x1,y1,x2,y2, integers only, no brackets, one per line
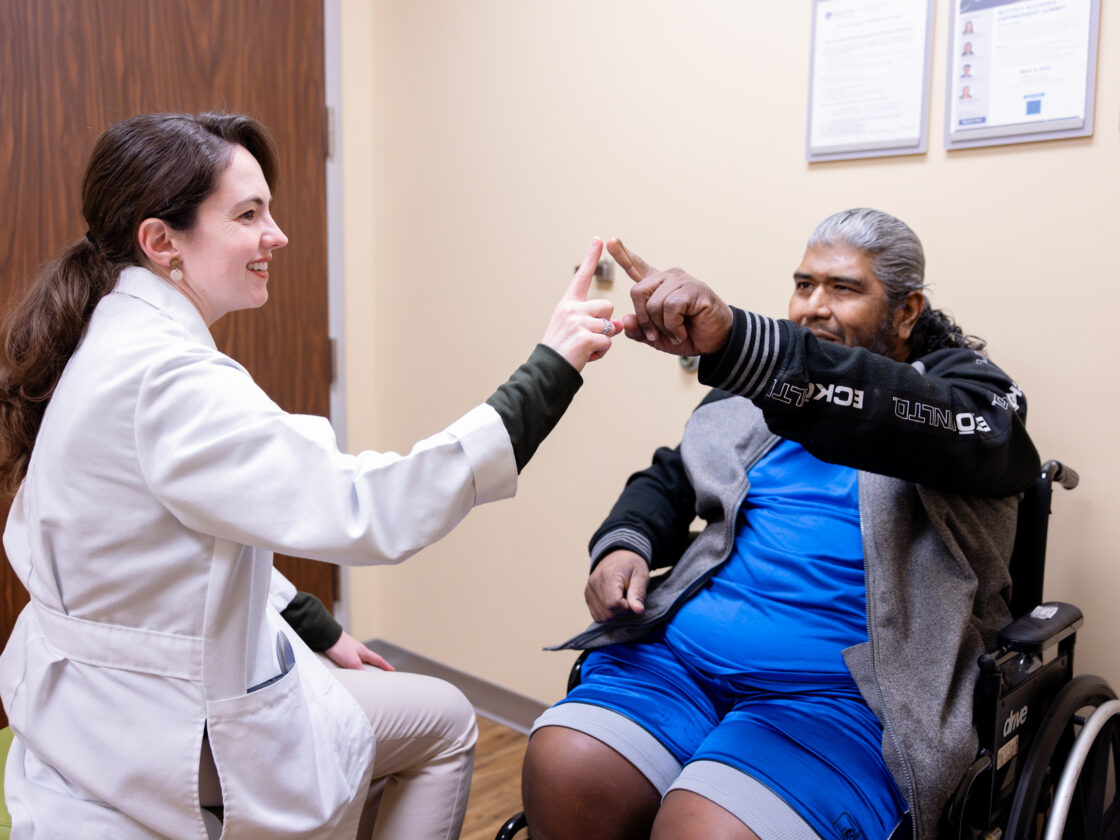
0,112,279,492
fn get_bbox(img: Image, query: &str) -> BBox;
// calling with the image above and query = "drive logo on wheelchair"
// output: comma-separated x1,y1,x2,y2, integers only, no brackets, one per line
1002,704,1028,738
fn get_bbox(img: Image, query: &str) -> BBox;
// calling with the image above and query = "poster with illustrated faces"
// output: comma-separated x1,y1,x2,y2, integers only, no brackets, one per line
945,0,1100,149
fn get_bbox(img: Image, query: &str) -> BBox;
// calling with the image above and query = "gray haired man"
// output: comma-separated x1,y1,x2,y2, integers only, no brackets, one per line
522,209,1040,840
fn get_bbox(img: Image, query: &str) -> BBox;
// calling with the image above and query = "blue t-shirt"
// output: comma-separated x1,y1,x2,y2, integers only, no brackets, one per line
665,439,868,687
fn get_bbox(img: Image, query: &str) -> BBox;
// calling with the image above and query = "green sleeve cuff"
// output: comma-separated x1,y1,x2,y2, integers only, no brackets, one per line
485,344,583,472
280,591,343,652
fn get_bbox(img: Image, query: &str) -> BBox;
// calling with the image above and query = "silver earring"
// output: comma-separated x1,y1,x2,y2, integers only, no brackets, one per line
169,259,184,283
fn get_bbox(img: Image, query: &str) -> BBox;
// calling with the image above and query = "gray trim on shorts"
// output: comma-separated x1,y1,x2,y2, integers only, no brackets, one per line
670,760,821,840
532,704,821,839
531,702,683,793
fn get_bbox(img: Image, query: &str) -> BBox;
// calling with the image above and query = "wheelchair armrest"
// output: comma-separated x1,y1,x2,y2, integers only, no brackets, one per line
997,601,1083,655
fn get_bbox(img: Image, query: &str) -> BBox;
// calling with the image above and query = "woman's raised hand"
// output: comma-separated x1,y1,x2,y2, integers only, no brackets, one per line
541,238,622,372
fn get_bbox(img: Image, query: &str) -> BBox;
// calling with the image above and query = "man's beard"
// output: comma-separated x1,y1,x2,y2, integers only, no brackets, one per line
832,308,899,358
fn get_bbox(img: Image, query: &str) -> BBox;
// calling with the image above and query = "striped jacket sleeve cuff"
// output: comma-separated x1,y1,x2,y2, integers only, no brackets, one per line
698,307,783,398
589,528,653,570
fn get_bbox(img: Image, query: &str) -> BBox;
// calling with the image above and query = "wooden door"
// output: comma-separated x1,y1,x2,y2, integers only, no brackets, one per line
0,0,336,676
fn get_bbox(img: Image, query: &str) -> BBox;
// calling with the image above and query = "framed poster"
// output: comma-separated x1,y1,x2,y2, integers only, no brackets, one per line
807,0,935,162
945,0,1101,149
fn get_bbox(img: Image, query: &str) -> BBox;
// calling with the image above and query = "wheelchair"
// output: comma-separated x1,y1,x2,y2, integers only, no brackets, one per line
496,460,1120,840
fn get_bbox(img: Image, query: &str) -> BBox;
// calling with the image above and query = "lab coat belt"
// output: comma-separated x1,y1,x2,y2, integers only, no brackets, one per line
32,600,204,681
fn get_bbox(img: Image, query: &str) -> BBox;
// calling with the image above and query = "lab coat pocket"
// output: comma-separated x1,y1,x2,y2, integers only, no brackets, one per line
204,659,374,839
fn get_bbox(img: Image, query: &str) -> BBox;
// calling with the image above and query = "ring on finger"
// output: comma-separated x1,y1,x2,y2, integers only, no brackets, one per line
599,318,614,336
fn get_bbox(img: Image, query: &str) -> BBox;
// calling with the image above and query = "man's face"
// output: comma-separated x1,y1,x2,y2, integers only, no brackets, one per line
789,241,906,360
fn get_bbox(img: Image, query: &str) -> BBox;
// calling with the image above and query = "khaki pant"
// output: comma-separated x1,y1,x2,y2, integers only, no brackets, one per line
328,659,478,840
199,659,478,840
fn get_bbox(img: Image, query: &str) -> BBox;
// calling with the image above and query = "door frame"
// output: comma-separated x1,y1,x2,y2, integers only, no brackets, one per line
324,0,352,630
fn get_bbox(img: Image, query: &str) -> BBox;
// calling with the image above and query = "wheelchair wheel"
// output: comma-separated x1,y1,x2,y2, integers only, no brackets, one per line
1005,674,1119,840
1044,699,1120,840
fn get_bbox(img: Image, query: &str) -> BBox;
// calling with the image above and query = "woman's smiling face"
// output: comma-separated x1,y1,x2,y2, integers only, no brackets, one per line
171,144,288,325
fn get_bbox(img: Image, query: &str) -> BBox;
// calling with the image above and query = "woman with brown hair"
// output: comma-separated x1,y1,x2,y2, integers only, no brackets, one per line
0,111,618,839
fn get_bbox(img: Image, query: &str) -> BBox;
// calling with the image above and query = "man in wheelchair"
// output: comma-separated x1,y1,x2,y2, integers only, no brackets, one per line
520,209,1045,840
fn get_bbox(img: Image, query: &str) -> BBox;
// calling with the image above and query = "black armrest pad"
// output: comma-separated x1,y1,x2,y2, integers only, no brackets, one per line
998,601,1084,652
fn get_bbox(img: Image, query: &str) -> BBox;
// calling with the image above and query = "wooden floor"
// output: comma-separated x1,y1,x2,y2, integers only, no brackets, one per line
460,715,529,840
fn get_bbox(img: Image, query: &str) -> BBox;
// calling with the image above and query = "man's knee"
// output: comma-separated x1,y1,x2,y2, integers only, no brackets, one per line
522,725,660,840
522,725,602,795
652,790,760,840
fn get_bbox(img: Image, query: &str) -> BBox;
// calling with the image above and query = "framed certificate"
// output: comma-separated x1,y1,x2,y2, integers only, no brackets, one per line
945,0,1101,149
806,0,935,162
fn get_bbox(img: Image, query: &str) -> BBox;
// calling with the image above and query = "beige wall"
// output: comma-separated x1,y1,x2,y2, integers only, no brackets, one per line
340,0,1119,705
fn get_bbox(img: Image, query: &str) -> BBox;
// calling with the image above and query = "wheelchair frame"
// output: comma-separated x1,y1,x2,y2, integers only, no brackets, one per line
945,462,1119,839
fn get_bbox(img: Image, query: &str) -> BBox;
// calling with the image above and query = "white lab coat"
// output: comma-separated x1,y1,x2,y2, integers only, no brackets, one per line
0,266,518,838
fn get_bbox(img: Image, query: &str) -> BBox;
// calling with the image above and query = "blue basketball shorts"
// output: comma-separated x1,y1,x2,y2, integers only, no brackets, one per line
534,633,908,840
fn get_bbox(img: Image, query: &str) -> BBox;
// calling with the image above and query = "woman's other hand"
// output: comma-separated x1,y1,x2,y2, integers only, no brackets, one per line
324,631,396,671
541,238,622,372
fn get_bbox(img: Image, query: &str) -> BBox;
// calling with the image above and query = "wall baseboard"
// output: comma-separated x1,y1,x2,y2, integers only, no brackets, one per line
368,638,546,735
